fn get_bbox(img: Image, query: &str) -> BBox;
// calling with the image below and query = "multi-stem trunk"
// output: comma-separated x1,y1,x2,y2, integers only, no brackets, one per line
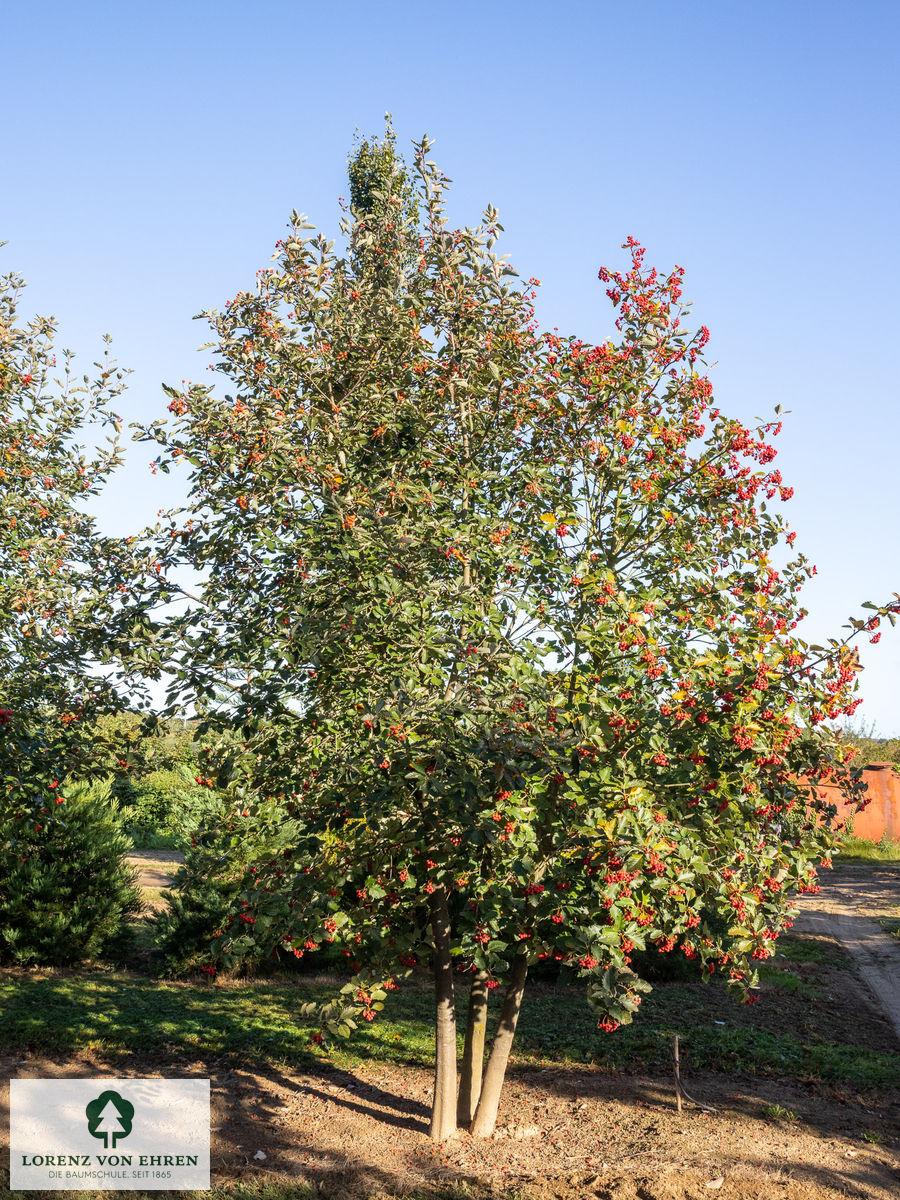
469,952,528,1138
428,885,458,1140
457,969,489,1126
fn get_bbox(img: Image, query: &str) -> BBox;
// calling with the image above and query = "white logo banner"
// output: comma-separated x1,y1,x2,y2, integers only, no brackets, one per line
10,1079,210,1190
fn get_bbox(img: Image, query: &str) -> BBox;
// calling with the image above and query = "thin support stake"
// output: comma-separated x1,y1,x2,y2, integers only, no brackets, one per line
672,1035,719,1113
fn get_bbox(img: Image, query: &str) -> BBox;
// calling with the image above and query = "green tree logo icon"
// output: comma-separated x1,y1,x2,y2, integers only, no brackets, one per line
85,1090,134,1149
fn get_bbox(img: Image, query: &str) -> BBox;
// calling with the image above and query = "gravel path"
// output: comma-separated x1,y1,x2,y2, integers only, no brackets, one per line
126,849,185,889
793,862,900,1040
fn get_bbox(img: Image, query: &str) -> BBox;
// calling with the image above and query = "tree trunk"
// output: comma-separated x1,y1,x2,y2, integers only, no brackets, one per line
457,969,489,1126
428,886,458,1140
469,952,528,1138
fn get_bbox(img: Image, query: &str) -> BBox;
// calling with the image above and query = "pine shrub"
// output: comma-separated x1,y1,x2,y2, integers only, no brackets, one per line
153,842,249,976
0,779,143,966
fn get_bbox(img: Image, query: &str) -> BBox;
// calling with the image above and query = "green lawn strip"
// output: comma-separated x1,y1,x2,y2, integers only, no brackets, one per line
1,969,896,1090
756,963,820,997
835,835,900,863
505,986,897,1088
771,938,840,965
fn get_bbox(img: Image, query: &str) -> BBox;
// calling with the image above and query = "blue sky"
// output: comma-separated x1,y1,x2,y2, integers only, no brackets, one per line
4,1,899,733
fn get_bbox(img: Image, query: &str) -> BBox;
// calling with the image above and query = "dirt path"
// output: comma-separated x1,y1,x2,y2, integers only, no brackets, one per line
126,849,184,890
793,863,900,1040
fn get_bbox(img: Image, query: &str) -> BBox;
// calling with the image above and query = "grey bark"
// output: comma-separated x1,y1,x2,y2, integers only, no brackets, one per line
428,886,458,1140
470,952,528,1137
457,969,489,1126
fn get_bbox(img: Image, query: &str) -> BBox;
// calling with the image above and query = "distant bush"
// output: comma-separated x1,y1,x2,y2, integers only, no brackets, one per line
836,722,900,768
0,779,143,966
90,711,200,777
856,740,900,766
115,766,222,849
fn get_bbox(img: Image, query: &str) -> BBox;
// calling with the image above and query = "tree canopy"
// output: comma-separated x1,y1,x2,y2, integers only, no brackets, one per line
134,129,898,1139
0,257,129,824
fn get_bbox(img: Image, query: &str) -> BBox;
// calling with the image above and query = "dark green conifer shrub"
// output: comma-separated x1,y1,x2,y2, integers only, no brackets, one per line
0,779,143,966
153,844,248,976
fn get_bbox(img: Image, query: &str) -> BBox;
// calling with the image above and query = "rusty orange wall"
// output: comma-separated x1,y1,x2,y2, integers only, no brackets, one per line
820,764,900,842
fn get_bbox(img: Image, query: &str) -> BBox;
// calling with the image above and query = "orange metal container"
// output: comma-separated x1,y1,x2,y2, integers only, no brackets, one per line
822,763,900,842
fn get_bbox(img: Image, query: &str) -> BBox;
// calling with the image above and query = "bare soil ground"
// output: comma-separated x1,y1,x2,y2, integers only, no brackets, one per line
2,1043,897,1200
126,851,185,866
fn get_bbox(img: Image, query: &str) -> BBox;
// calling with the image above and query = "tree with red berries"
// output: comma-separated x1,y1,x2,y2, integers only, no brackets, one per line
139,128,897,1139
0,252,129,829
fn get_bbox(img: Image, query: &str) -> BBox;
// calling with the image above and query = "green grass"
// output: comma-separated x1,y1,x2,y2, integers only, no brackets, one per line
835,834,900,862
770,938,832,964
757,964,820,997
128,829,181,851
762,1103,797,1122
1,963,897,1091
